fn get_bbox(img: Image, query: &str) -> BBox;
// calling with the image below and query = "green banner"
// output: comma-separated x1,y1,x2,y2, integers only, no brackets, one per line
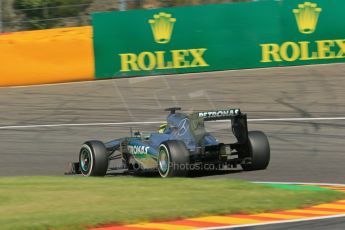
93,0,345,79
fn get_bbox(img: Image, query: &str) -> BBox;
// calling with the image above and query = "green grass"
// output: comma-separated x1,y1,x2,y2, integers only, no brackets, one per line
0,177,343,230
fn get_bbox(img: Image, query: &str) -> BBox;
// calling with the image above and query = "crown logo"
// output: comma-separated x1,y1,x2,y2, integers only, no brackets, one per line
293,2,322,34
149,12,176,44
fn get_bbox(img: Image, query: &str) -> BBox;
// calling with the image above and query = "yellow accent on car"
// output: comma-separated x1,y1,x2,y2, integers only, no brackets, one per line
158,124,167,133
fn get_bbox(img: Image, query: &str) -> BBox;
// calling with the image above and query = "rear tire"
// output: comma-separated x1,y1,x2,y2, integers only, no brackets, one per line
241,131,270,171
79,141,108,176
158,140,190,177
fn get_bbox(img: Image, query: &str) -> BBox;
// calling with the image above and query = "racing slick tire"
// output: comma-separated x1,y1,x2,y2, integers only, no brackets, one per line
158,140,190,177
241,131,270,171
79,141,108,176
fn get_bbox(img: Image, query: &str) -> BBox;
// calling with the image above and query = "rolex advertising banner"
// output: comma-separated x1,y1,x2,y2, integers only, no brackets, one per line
92,0,345,79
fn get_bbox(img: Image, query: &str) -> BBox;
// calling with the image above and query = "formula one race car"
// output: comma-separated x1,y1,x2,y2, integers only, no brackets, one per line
67,107,270,177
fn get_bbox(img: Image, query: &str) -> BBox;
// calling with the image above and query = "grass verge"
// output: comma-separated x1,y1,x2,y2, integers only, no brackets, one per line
0,176,343,230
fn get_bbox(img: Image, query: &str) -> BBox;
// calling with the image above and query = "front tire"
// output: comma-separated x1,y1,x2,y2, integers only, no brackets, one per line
158,140,190,177
242,131,270,171
79,141,108,176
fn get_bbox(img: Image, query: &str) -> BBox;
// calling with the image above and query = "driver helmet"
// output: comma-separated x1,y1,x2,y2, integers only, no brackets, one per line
158,124,168,133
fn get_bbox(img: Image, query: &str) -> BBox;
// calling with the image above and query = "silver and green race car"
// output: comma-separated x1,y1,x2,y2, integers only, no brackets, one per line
68,107,270,177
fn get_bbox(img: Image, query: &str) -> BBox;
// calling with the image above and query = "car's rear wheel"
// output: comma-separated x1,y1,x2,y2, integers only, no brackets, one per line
158,140,190,177
241,131,270,171
79,141,108,176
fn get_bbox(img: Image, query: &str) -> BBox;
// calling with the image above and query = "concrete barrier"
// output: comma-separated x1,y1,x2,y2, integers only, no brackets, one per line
92,0,345,79
2,0,345,87
0,26,94,87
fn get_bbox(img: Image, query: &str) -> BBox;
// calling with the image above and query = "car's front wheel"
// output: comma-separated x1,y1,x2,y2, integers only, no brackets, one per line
79,141,108,176
158,140,189,177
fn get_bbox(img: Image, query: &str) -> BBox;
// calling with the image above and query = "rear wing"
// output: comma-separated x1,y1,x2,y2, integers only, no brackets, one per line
196,109,248,144
197,109,241,121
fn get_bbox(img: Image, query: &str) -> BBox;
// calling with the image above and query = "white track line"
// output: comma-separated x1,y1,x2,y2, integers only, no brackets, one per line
0,121,165,130
0,117,344,130
3,62,344,89
199,214,345,230
248,117,345,122
198,182,345,230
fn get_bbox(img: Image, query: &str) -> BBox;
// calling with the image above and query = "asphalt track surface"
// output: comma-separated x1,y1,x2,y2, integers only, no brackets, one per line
1,64,345,229
0,63,345,184
228,217,345,230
